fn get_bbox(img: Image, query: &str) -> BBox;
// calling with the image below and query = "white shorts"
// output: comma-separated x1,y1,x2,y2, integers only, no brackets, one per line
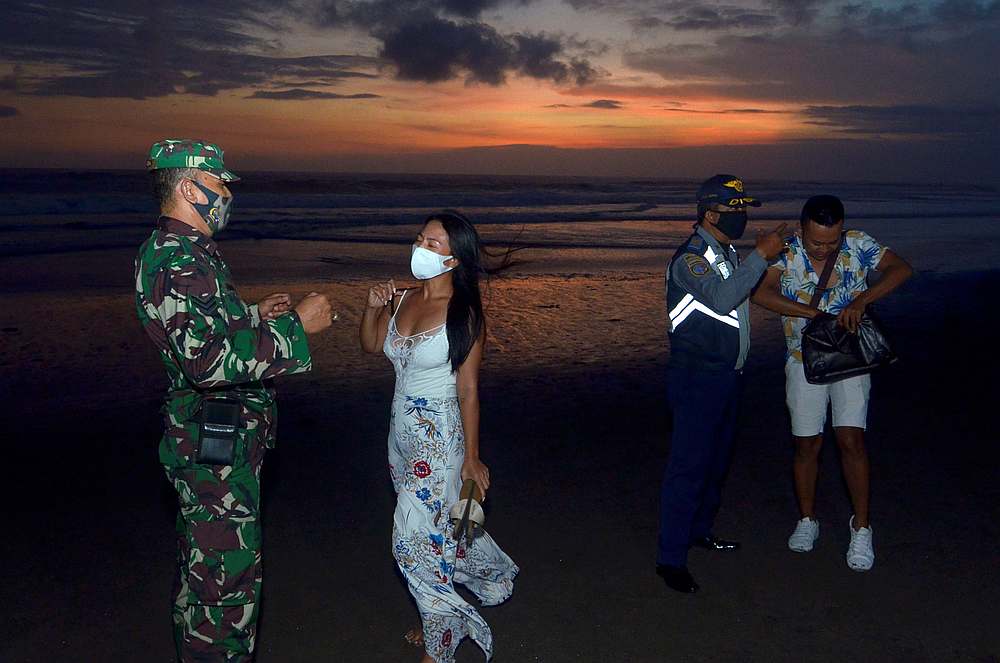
784,359,871,437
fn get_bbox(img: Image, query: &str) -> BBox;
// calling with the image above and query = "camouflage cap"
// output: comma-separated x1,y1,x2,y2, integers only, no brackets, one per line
146,139,240,182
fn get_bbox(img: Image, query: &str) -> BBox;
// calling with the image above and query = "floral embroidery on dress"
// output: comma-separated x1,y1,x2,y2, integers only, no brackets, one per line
382,292,518,662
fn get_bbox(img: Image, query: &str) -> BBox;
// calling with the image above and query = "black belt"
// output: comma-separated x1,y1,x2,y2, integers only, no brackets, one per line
170,379,273,399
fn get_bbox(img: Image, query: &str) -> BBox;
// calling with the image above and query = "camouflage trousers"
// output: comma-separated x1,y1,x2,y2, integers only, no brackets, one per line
164,422,268,662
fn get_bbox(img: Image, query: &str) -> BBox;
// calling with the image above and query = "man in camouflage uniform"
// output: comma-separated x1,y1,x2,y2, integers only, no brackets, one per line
135,139,333,661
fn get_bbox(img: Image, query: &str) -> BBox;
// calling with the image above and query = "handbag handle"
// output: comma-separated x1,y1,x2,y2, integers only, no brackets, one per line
808,238,840,309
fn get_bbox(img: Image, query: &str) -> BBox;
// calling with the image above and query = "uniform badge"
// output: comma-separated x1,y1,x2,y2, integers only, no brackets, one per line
719,261,731,279
684,254,709,277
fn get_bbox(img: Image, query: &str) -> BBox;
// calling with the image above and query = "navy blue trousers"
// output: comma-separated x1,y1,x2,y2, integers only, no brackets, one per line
657,365,744,567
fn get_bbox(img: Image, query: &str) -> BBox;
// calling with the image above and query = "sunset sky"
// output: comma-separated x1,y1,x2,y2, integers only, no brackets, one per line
1,0,998,181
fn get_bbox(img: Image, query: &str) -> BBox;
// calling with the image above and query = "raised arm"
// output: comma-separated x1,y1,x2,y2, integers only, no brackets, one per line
751,267,819,318
157,262,313,388
672,251,768,314
838,249,913,331
674,223,787,314
360,280,396,354
456,330,489,497
856,249,913,307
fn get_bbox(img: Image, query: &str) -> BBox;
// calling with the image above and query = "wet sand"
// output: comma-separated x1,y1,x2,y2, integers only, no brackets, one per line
2,235,998,662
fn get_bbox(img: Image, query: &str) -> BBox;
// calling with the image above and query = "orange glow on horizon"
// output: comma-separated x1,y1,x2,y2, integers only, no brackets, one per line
0,73,831,168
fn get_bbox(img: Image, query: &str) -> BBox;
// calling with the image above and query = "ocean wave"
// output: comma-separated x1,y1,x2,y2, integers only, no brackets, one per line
2,169,997,220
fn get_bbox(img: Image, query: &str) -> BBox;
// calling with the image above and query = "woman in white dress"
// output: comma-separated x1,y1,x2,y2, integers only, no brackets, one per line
359,211,518,663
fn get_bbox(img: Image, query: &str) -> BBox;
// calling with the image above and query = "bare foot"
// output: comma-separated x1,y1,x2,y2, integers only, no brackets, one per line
403,627,424,648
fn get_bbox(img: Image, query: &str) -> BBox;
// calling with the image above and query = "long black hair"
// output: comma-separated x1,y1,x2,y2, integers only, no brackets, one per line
424,210,498,372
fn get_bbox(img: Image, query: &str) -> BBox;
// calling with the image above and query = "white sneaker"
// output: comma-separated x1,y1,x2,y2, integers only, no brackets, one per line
788,517,820,552
846,516,874,571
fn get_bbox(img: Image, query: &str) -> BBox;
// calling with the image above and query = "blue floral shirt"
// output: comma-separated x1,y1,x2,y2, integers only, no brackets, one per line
772,229,887,362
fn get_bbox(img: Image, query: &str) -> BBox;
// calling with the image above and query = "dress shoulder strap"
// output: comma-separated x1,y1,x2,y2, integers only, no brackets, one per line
389,288,407,320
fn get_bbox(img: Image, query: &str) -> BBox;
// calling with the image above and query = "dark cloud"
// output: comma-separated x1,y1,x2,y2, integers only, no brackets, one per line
583,99,623,109
0,1,600,97
36,71,177,99
629,6,777,32
622,16,1000,106
568,0,794,33
833,0,1000,35
0,1,379,99
0,105,19,117
307,1,600,86
723,108,783,114
513,33,568,81
438,0,534,19
27,52,380,99
802,104,1000,137
311,0,535,26
933,0,1000,24
400,122,502,138
568,0,997,36
562,35,610,58
543,99,624,109
764,0,825,26
377,15,600,85
658,106,787,114
512,34,599,85
562,0,637,10
380,17,512,84
247,89,380,99
435,0,509,18
269,73,379,89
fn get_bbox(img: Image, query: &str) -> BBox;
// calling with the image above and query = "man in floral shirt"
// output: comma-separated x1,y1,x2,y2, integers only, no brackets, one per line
752,195,911,571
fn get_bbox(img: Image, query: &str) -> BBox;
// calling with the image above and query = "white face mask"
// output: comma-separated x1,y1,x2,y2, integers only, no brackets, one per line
410,245,455,280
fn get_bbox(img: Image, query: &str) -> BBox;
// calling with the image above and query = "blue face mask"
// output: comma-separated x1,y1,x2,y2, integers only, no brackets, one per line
189,179,233,234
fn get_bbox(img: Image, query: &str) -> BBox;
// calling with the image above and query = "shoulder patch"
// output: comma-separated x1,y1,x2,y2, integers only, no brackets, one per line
683,253,710,277
686,235,705,251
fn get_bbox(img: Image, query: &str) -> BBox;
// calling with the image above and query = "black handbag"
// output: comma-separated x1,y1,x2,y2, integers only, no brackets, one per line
801,245,897,384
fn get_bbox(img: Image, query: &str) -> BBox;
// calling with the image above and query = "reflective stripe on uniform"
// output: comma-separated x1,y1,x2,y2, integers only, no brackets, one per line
669,293,695,320
669,292,740,330
671,299,740,330
668,244,740,331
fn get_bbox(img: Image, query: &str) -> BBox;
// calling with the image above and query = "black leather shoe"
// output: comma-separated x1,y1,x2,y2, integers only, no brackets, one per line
656,564,699,593
691,535,740,551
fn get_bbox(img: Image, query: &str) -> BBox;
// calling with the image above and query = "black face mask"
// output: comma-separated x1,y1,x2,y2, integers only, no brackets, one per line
714,210,748,240
189,179,233,234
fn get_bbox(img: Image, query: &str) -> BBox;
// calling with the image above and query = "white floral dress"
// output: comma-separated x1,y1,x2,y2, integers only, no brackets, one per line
384,291,518,662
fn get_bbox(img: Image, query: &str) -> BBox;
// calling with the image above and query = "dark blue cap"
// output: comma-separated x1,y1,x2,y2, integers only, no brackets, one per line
696,174,762,208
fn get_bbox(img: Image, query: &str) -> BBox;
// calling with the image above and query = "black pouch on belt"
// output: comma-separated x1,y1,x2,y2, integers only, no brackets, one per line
196,397,241,465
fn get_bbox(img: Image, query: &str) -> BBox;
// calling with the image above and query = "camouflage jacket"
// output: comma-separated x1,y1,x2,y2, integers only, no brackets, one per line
135,216,311,450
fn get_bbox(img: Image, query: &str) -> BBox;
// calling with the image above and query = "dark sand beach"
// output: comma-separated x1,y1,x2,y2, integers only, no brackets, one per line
2,223,999,662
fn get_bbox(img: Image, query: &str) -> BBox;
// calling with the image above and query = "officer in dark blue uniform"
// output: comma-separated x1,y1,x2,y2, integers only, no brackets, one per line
657,174,788,593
